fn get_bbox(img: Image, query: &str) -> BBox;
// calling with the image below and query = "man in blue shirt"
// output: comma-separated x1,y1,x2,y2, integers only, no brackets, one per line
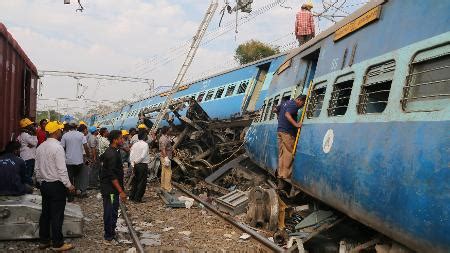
276,95,306,190
0,141,33,196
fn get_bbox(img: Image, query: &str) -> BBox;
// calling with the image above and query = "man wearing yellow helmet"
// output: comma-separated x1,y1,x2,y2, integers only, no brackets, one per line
35,121,75,251
17,118,38,185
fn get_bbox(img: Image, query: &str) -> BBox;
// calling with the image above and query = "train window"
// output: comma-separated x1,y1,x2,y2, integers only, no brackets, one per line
197,92,205,102
358,60,395,114
307,81,327,118
205,89,215,101
237,81,248,94
259,102,266,122
270,95,280,120
328,73,354,116
215,87,225,99
264,99,273,121
225,85,236,97
402,44,450,112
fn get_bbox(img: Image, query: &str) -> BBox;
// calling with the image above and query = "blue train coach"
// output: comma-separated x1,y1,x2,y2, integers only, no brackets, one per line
245,0,449,252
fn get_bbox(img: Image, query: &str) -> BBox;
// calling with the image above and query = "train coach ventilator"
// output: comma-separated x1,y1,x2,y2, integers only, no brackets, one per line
0,194,84,240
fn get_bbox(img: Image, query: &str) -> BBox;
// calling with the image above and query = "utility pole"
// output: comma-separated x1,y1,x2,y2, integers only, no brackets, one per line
150,0,219,133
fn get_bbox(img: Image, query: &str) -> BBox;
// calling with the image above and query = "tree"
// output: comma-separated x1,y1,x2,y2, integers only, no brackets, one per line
234,40,280,65
37,110,63,122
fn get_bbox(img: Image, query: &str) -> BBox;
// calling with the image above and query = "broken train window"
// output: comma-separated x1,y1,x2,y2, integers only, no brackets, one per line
270,95,280,120
328,72,354,116
225,84,236,97
402,43,450,112
307,81,327,118
237,80,249,94
215,87,225,99
197,92,205,102
205,89,215,101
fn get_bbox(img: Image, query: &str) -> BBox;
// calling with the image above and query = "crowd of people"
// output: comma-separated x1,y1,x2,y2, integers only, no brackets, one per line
0,118,174,251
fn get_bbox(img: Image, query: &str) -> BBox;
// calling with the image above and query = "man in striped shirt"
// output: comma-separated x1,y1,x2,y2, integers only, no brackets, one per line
295,2,315,46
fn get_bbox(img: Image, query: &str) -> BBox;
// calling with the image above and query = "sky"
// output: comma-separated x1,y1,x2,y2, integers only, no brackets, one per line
0,0,365,116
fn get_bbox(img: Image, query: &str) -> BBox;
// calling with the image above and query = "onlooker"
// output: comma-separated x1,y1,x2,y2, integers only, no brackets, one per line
129,131,150,202
98,128,110,158
35,121,75,251
295,2,315,46
100,130,126,244
159,126,173,192
77,124,90,197
17,118,38,185
0,141,33,196
36,119,48,146
120,130,131,167
61,120,89,202
87,126,99,188
276,95,306,190
128,128,137,145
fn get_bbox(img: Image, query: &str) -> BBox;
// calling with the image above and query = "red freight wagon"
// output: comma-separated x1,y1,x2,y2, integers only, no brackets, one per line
0,23,38,150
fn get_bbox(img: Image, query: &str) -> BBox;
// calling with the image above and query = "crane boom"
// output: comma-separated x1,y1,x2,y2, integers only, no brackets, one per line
150,0,219,133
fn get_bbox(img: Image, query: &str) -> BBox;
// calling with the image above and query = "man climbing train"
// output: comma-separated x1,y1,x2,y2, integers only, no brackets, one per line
276,95,306,190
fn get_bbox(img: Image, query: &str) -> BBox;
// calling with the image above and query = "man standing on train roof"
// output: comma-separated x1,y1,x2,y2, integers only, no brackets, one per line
295,1,315,46
17,118,38,185
99,130,127,245
35,121,76,251
276,95,306,190
36,119,48,146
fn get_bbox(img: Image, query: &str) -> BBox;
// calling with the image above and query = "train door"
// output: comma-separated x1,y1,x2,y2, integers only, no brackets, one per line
297,49,320,95
243,62,271,112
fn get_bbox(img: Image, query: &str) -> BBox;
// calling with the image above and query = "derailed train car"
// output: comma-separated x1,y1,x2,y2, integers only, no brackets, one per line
0,23,39,150
245,0,449,252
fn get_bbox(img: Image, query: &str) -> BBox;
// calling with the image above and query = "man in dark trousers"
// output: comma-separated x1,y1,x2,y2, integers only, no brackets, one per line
276,95,306,190
129,131,150,202
100,130,127,245
35,121,76,251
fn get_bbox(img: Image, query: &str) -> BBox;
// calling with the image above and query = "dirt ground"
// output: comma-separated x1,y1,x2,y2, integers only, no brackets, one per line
0,180,272,252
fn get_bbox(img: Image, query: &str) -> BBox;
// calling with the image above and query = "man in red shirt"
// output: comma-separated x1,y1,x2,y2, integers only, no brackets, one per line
36,119,48,146
295,2,315,46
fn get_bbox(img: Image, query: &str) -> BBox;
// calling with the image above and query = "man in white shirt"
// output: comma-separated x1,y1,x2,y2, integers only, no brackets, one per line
17,118,38,185
129,131,150,202
35,121,75,251
61,120,89,202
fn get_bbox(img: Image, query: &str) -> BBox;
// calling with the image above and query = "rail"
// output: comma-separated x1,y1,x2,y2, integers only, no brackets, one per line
119,202,145,253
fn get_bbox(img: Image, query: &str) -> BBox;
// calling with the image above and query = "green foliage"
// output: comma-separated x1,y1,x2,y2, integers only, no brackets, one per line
37,110,63,122
234,40,280,65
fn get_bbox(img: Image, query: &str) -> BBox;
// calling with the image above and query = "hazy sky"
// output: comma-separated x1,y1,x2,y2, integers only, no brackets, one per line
0,0,364,115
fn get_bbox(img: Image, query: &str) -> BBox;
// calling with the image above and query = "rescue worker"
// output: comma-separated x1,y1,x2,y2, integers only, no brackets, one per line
98,128,110,158
129,131,150,202
36,119,48,146
35,121,75,251
61,120,90,202
121,130,131,167
17,118,38,185
295,1,315,46
159,126,173,192
0,141,33,195
100,130,126,245
276,95,306,190
130,124,147,146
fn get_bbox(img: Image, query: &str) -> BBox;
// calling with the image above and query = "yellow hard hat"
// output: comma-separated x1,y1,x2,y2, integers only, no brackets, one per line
45,121,64,134
137,124,147,129
121,130,129,136
19,118,34,128
303,0,313,8
79,121,86,125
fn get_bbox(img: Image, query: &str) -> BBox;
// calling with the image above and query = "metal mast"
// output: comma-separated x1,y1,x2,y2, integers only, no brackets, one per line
150,0,219,133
